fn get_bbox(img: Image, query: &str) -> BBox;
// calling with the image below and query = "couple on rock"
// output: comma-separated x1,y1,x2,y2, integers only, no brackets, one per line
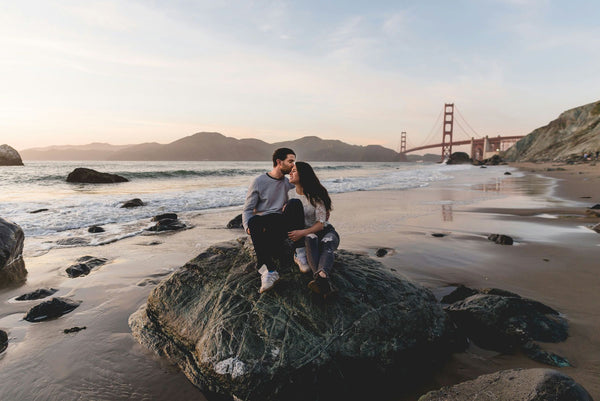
242,148,340,297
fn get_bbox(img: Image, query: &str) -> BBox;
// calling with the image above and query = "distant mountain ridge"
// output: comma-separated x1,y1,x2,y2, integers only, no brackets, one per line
20,133,405,162
504,100,600,161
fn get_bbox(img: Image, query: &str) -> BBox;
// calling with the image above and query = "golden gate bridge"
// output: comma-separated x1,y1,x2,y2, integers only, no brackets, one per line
399,103,524,162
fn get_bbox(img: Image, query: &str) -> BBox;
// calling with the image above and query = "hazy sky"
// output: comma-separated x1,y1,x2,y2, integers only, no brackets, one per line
2,0,599,151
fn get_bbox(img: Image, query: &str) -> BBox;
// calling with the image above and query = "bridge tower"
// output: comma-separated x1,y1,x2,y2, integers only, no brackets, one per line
440,103,454,162
400,131,407,153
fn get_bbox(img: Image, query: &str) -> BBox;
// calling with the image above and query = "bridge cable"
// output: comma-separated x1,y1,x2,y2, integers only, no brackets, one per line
454,120,476,141
455,106,481,138
419,108,444,148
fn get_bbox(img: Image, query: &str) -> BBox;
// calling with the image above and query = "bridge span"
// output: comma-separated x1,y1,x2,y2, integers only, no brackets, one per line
404,135,524,161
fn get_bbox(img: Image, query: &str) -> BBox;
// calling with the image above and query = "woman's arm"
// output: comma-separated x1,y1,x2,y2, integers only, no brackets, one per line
287,221,324,242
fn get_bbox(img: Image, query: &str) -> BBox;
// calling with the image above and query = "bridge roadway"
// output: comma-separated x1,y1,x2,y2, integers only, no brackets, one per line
404,135,525,154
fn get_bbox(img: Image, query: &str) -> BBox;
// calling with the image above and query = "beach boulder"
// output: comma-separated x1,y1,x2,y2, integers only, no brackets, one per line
418,368,593,401
120,198,144,208
0,144,24,166
66,167,128,183
146,218,186,232
226,214,243,229
152,213,177,222
23,297,81,322
0,217,27,287
0,329,7,353
488,233,514,245
129,238,459,401
446,152,471,164
88,225,105,233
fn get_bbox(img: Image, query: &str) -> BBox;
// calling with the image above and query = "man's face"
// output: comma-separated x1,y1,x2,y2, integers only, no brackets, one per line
278,154,296,174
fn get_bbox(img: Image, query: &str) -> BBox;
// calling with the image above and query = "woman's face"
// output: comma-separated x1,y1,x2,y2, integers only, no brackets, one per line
289,165,300,184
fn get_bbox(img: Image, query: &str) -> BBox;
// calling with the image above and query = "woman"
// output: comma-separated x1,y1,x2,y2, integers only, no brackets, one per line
286,162,340,297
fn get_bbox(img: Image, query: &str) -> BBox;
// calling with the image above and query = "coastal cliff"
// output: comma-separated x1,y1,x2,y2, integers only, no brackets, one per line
505,101,600,161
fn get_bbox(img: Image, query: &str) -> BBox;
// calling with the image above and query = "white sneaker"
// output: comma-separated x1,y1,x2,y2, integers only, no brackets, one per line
293,248,311,273
259,270,280,293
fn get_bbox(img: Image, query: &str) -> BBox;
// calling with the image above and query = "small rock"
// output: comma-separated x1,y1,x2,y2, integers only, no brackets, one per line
226,214,243,229
152,213,177,222
15,288,58,301
431,233,446,238
0,329,7,353
488,234,513,245
88,225,105,233
146,218,186,232
480,166,487,168
375,248,388,257
24,297,81,322
590,204,600,210
521,341,570,367
66,167,128,184
504,171,512,175
63,326,87,334
29,208,49,214
120,198,144,208
66,256,108,278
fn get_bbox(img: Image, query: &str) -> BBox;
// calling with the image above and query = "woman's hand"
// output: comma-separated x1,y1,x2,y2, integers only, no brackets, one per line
287,229,306,242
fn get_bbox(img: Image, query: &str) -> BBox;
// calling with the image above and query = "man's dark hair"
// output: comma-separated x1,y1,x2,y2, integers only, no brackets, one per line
272,148,295,167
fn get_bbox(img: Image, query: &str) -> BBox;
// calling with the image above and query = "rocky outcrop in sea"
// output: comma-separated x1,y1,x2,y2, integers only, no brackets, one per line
129,238,460,401
0,144,24,166
0,217,27,287
66,167,129,183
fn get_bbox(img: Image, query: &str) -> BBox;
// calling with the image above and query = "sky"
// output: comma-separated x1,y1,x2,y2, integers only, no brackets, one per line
1,0,600,152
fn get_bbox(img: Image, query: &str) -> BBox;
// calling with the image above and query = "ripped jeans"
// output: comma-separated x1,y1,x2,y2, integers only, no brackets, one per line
304,225,340,278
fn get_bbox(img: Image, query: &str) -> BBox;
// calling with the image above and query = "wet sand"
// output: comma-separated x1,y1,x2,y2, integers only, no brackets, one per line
1,164,599,400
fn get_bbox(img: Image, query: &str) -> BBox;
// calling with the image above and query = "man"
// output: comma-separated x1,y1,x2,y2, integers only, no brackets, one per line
243,148,296,293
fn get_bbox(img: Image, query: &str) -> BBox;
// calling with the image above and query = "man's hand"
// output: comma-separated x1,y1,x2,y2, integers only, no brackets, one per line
246,228,250,235
287,230,306,242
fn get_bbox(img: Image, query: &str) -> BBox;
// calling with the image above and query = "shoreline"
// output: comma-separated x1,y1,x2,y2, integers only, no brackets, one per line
1,163,599,400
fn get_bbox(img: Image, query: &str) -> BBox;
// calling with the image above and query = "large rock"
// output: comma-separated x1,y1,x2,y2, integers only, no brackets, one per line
446,152,471,164
0,144,24,166
0,217,27,287
418,368,593,401
15,288,58,301
129,239,458,401
66,167,128,183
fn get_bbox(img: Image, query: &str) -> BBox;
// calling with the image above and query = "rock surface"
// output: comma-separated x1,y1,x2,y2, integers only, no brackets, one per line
0,329,7,353
226,214,243,229
129,239,458,401
146,218,186,232
120,198,144,208
66,167,128,183
66,256,108,278
15,288,58,301
24,297,81,322
88,225,105,233
0,144,24,166
0,217,27,287
418,368,593,401
152,213,178,222
444,287,569,365
446,152,471,164
488,233,514,245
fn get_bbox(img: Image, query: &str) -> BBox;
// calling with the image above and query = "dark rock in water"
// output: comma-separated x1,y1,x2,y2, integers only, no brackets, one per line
88,225,105,233
66,256,108,278
0,144,24,166
483,154,503,165
66,167,128,183
504,171,512,175
521,341,571,367
0,217,27,287
488,234,514,245
446,152,471,164
56,237,90,246
431,233,446,238
441,285,478,304
129,239,459,401
15,288,58,301
418,368,593,401
24,297,81,322
63,326,87,334
0,329,7,353
226,214,243,229
120,198,144,208
146,218,186,232
445,293,568,354
29,208,49,214
152,213,177,222
589,203,600,210
375,248,388,257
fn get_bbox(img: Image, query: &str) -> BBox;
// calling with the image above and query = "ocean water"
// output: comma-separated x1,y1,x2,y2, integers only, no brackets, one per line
0,161,502,254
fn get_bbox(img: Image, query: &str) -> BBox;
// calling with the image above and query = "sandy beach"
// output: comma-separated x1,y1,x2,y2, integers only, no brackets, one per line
1,163,599,400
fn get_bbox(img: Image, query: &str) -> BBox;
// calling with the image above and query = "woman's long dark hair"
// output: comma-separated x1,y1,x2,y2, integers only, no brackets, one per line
295,161,332,212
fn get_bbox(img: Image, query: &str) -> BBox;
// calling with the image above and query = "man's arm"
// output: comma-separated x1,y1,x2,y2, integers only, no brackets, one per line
242,178,260,232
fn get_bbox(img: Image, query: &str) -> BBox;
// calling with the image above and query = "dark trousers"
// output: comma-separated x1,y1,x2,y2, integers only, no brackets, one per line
247,199,305,272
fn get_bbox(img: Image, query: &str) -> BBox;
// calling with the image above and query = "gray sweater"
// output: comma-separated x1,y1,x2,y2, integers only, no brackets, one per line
242,173,294,231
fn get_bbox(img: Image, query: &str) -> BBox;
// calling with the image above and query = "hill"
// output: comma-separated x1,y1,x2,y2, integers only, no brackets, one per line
21,133,405,162
504,101,600,161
